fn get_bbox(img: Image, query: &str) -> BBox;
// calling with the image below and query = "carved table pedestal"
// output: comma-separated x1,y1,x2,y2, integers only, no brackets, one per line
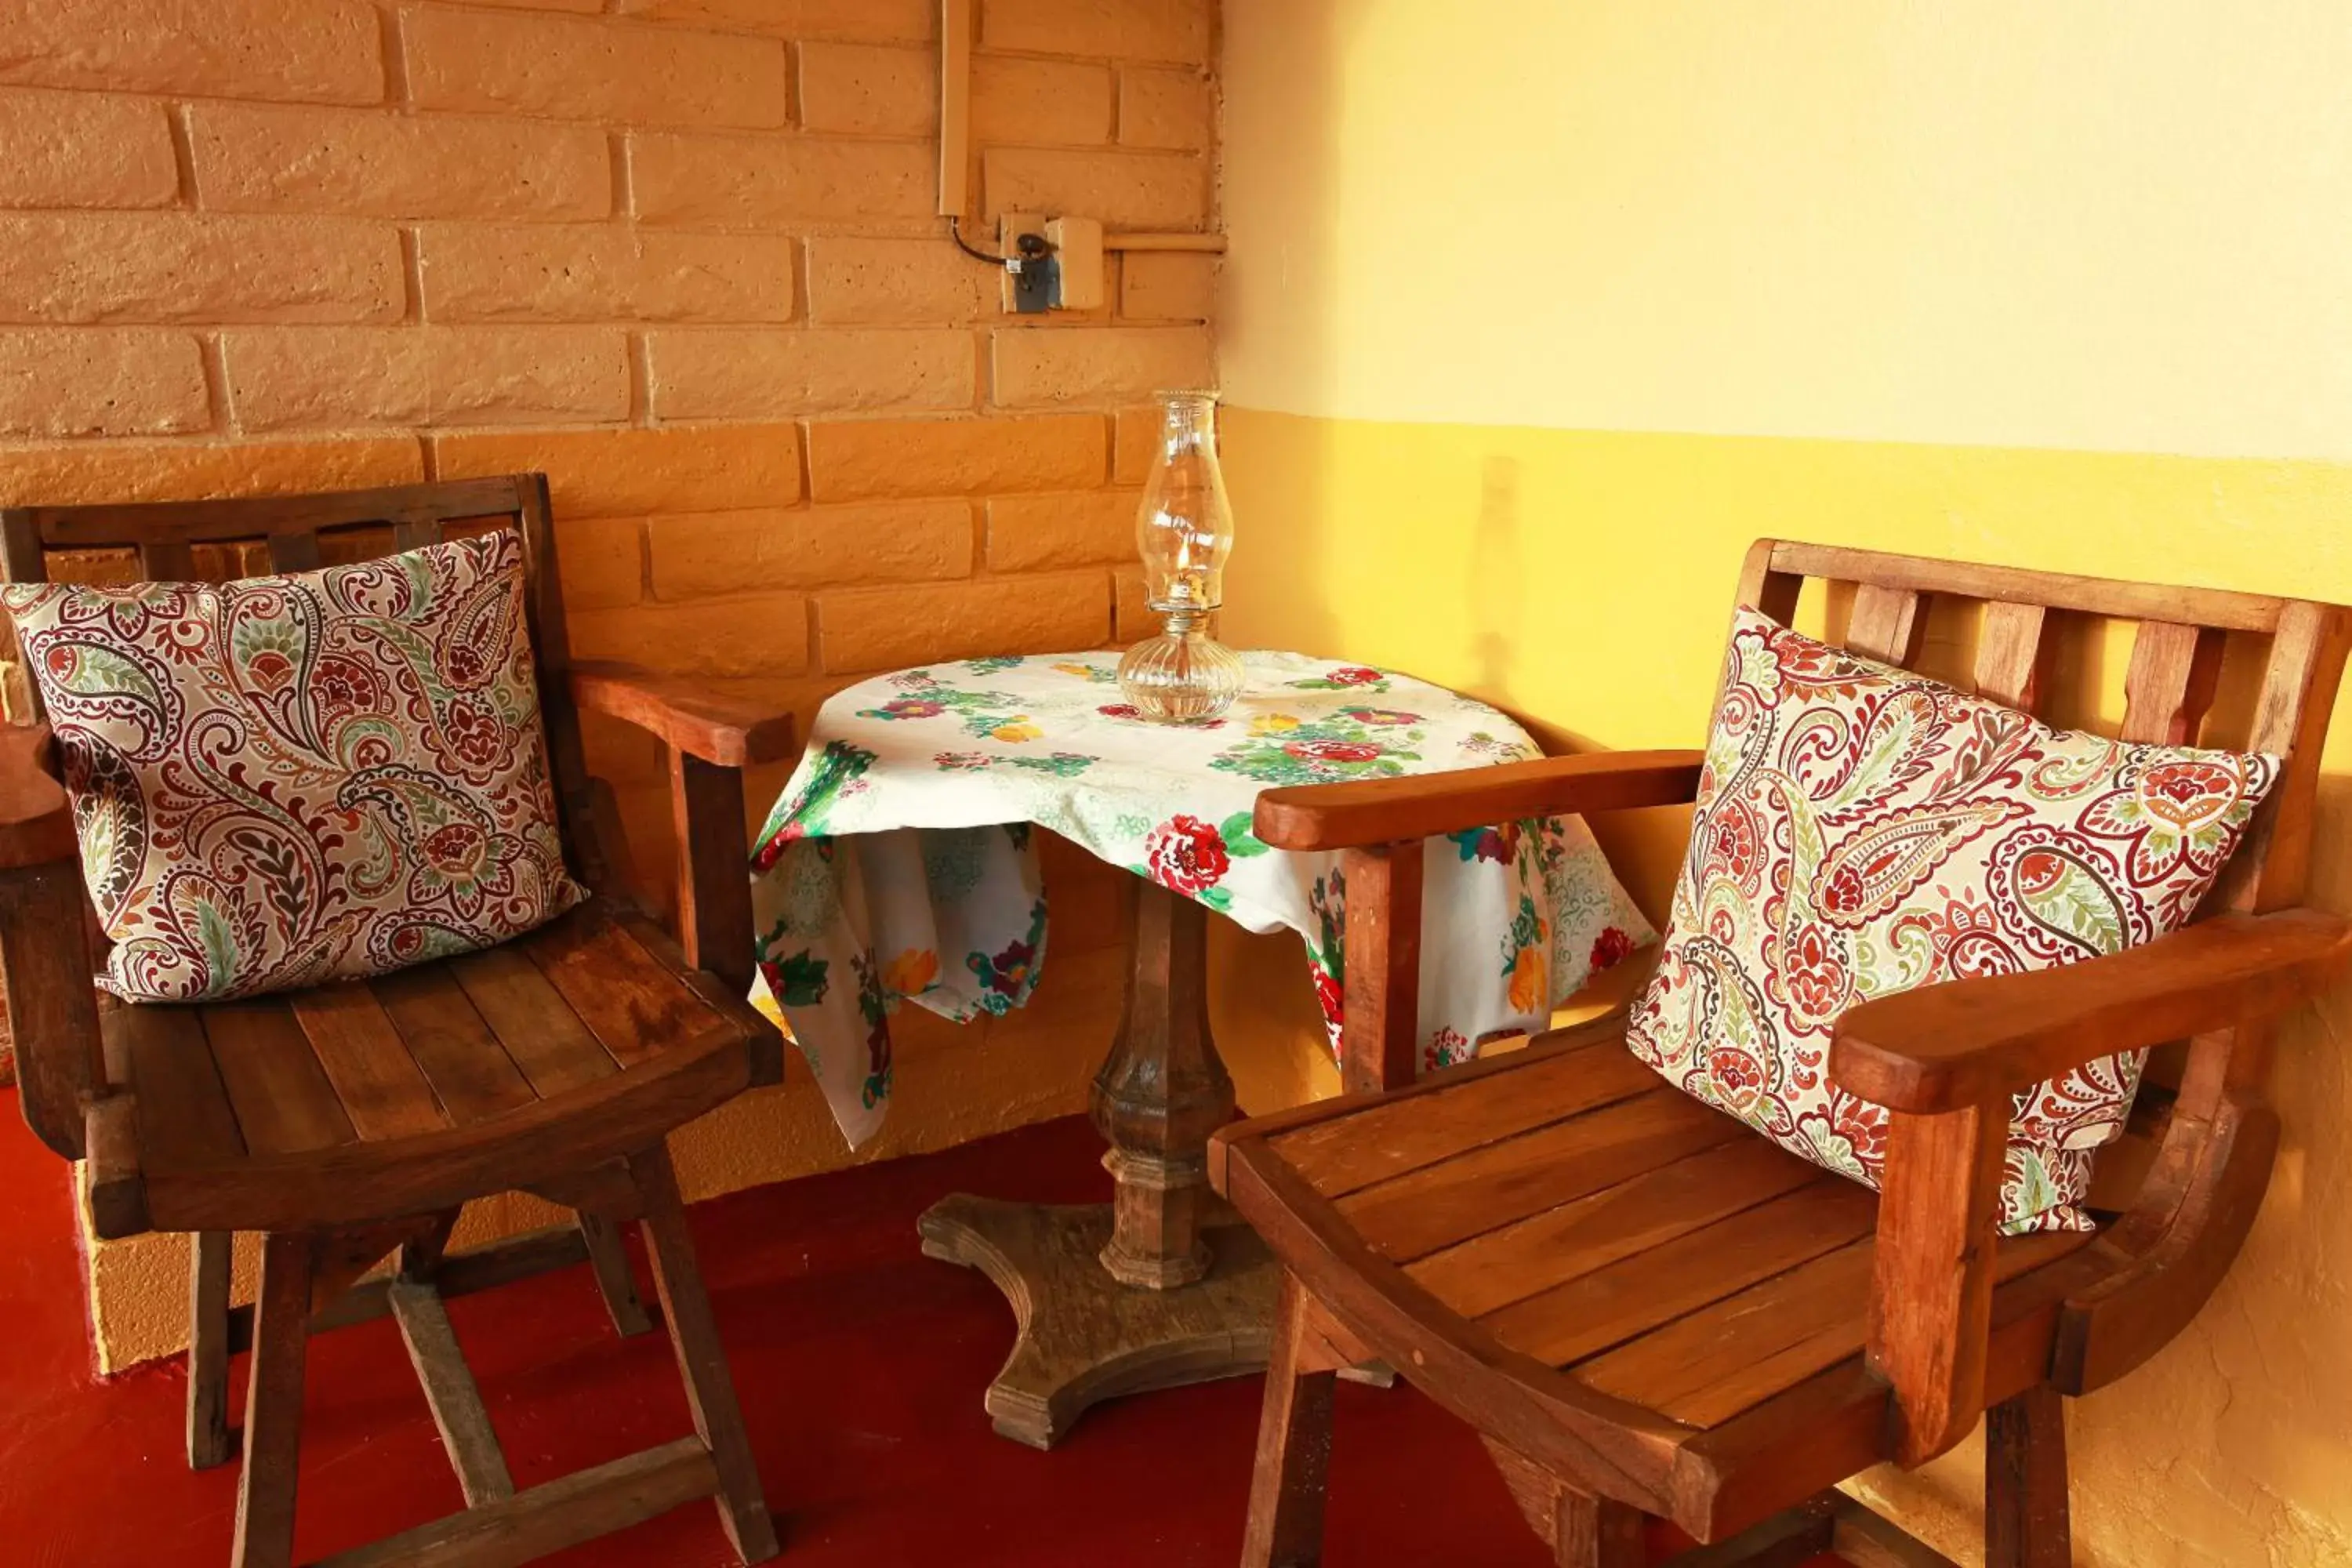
917,880,1282,1449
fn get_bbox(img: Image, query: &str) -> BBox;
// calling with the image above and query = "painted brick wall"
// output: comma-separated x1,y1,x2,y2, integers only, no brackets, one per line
0,0,1218,867
0,1,1229,1356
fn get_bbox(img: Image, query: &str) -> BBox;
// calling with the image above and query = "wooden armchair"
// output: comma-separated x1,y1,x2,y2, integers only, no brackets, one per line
1210,541,2352,1567
0,477,796,1568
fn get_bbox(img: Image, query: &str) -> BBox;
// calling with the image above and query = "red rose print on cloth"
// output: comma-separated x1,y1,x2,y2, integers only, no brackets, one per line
1589,925,1635,972
978,934,1038,1001
1308,954,1344,1040
1424,1026,1470,1072
1283,739,1381,764
1144,814,1232,895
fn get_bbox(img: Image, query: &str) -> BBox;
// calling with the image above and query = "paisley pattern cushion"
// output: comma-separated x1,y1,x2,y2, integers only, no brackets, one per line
3,531,585,1003
1628,606,2278,1232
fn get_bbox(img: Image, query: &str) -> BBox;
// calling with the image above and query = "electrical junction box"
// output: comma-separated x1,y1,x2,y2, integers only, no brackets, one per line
998,213,1103,314
1046,216,1104,310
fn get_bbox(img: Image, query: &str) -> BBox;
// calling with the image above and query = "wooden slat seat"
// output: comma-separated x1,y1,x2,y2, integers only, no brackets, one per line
1214,1027,2098,1544
95,901,779,1237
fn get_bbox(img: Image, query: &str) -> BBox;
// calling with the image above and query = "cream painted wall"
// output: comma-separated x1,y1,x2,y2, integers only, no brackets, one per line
1221,0,2352,459
1214,5,2352,1566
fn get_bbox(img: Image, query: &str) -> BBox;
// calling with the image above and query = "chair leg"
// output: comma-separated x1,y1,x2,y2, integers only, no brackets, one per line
1481,1436,1647,1568
630,1142,781,1564
1241,1272,1339,1568
1553,1490,1646,1568
187,1229,234,1471
579,1208,656,1336
231,1232,316,1568
397,1207,463,1282
1987,1384,2070,1568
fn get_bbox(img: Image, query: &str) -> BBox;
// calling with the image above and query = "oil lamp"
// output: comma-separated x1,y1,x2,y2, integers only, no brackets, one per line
1115,390,1244,721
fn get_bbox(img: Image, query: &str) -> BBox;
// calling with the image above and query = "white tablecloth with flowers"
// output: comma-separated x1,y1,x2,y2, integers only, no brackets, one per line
747,650,1655,1149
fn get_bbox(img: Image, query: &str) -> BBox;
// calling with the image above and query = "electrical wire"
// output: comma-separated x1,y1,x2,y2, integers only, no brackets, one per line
947,213,1006,266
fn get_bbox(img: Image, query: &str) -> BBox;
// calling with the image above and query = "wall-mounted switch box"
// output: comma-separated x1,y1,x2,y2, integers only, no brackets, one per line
998,213,1102,314
1044,216,1103,310
999,213,1055,314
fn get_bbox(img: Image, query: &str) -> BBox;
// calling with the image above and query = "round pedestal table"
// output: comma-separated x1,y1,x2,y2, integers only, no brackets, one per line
746,649,1653,1447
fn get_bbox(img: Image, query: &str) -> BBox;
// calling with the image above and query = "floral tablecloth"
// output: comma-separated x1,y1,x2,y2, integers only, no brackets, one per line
747,650,1654,1148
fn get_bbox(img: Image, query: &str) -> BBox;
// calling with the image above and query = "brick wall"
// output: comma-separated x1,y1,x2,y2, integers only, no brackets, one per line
0,1,1229,1352
0,0,1218,888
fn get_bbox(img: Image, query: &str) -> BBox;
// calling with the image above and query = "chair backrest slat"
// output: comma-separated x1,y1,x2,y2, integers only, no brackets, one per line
0,475,603,893
1973,601,2054,712
2226,600,2352,918
137,540,194,581
1766,540,2289,633
1842,583,1926,665
2118,622,2226,747
265,532,323,572
24,477,525,549
0,513,45,586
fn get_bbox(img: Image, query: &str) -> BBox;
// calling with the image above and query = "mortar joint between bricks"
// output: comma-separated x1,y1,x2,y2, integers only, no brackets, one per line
195,333,230,436
165,103,200,209
629,333,653,427
377,3,415,111
609,130,634,219
399,227,426,325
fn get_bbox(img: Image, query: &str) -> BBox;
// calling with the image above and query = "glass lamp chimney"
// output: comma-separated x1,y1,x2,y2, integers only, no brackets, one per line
1116,390,1245,721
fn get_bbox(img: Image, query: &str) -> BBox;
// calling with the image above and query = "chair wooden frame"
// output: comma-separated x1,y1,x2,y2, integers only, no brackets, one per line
1212,539,2352,1566
0,477,797,1568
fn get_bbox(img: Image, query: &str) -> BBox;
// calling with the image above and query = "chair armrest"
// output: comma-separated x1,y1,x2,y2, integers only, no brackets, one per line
1252,748,1704,851
1844,906,2352,1467
569,662,797,769
0,721,75,872
1831,909,2352,1115
569,663,789,993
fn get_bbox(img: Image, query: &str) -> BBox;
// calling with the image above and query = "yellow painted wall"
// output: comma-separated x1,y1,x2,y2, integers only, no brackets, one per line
1216,5,2352,1565
1220,0,2352,459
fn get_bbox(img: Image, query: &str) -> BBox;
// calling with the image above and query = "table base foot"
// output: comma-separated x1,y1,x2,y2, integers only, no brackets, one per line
917,1194,1280,1450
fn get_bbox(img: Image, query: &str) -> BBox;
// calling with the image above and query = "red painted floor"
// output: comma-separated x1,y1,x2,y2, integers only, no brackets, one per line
0,1089,1828,1566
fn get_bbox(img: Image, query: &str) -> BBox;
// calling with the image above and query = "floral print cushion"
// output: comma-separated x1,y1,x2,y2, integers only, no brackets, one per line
1628,606,2278,1232
3,531,585,1003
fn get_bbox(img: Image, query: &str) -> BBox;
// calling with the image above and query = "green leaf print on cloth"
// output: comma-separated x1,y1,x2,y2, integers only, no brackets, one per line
858,669,1046,742
771,950,829,1007
934,750,1099,777
753,740,874,866
1209,707,1426,786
